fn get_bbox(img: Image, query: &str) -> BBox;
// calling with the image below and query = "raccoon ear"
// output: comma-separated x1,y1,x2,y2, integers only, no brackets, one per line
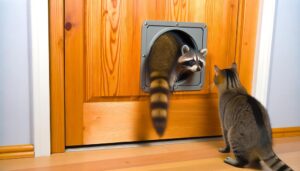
181,45,190,55
200,48,208,56
214,65,220,75
232,62,237,70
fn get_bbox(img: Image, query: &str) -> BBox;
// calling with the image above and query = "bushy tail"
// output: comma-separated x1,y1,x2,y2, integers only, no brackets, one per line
262,152,293,171
149,71,170,136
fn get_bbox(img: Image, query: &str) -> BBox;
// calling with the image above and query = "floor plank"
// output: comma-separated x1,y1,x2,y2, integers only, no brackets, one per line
0,137,299,171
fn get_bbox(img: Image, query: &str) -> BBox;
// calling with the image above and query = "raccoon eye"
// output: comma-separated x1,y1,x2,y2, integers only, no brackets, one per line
183,61,195,66
189,61,196,65
198,61,203,67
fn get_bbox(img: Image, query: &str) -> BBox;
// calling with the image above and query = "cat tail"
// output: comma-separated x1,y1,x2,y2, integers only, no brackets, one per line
149,71,170,137
262,151,293,171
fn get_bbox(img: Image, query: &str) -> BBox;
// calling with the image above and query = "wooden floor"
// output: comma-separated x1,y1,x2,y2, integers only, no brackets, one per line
0,137,299,171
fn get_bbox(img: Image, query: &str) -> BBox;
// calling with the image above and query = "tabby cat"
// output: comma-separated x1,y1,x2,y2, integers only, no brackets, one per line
148,31,207,136
214,63,293,171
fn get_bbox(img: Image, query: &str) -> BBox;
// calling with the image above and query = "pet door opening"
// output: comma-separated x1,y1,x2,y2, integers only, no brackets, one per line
140,21,207,92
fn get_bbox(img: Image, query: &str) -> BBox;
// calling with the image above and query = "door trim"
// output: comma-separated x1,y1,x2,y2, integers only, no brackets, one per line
252,0,276,106
49,0,262,153
49,0,65,153
30,0,51,156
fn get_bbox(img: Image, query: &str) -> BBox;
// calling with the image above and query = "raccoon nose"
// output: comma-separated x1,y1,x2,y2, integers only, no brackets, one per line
196,66,201,71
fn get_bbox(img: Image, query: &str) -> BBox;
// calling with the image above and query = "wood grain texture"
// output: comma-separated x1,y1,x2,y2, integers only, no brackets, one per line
83,95,221,144
0,144,34,160
202,0,239,94
85,0,240,99
63,0,260,146
235,0,260,92
65,0,85,146
49,0,65,153
1,137,299,170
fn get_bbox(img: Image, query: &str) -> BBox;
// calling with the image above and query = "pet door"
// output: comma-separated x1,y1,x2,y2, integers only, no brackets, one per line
140,21,207,92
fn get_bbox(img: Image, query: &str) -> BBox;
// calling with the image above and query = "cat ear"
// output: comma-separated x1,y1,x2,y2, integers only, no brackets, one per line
214,65,220,75
200,48,208,56
181,45,190,55
232,62,237,70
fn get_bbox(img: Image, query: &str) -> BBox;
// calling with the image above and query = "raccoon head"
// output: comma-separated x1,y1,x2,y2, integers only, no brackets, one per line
178,45,207,72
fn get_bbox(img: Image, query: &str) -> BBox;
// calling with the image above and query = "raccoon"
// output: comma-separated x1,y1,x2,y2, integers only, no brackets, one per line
148,31,207,136
174,45,207,83
214,63,293,171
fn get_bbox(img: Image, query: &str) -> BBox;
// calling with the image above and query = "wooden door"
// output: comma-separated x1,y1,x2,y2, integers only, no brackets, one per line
64,0,255,146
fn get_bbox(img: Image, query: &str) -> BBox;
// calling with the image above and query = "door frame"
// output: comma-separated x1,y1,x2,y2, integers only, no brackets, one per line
49,0,266,153
49,0,65,153
252,0,276,106
30,0,51,156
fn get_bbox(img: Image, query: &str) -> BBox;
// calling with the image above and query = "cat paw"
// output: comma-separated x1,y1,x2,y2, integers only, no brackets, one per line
224,157,247,168
218,146,230,153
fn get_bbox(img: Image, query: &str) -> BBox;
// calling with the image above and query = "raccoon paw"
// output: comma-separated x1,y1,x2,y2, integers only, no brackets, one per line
218,146,230,153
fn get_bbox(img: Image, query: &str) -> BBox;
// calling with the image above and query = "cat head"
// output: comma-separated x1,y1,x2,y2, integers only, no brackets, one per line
214,63,242,91
178,45,207,72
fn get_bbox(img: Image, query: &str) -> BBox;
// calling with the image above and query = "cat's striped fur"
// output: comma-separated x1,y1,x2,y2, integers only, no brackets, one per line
214,63,293,171
148,31,207,136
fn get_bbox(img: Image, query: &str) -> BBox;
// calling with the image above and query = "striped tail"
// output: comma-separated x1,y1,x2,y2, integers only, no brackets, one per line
263,152,293,171
149,72,170,136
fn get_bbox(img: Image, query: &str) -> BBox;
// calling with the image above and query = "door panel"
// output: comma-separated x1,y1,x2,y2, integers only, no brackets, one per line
65,0,241,146
83,95,219,144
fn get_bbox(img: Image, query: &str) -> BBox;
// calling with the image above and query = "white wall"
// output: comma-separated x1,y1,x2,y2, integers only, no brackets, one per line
267,0,300,127
0,0,32,145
